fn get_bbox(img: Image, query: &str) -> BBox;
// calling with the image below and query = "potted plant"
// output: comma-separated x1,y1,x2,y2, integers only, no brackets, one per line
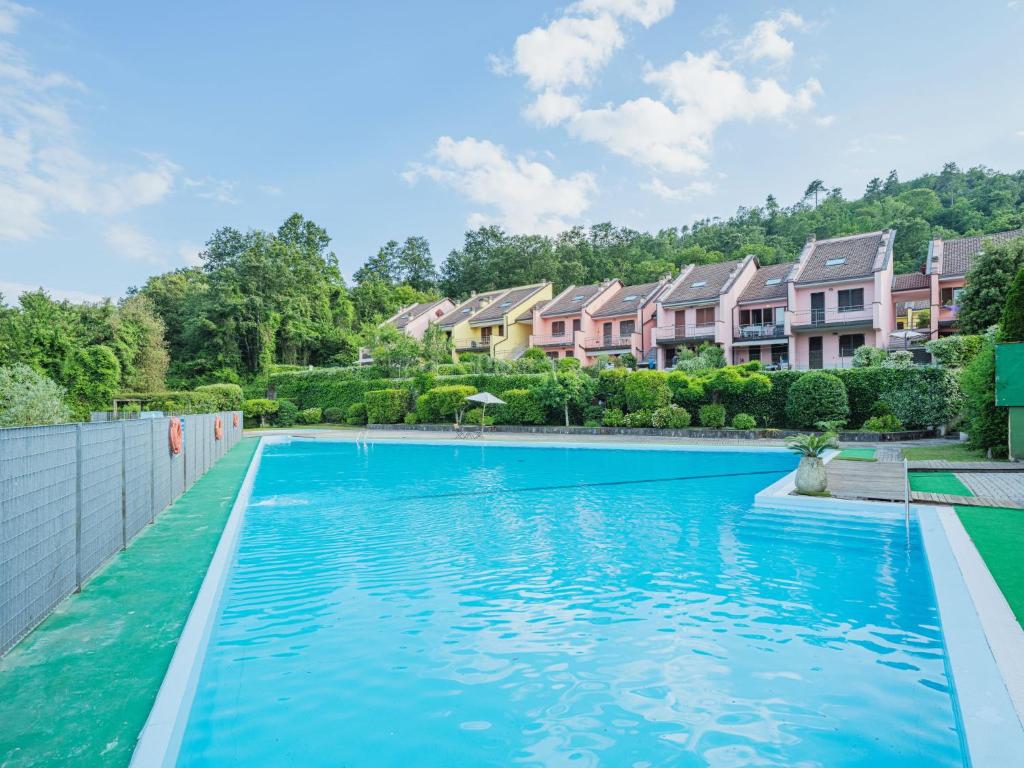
786,432,837,495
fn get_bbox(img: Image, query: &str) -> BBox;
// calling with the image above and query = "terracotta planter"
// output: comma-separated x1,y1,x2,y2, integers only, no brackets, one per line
795,456,828,494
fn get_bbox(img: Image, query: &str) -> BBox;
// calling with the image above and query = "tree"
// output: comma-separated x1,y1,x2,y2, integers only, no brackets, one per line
366,324,423,377
804,180,826,207
535,368,593,426
66,345,121,415
0,364,72,427
957,237,1024,333
112,295,169,391
422,323,453,364
1001,267,1024,342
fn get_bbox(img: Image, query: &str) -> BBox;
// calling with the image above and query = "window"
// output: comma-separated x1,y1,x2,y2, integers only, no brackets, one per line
480,327,491,341
940,286,963,307
695,307,715,326
808,337,823,369
572,294,586,302
499,301,512,308
620,320,635,336
691,280,707,288
839,334,865,358
622,294,638,302
765,277,782,285
774,306,785,326
749,346,762,362
771,344,787,365
825,258,846,266
565,351,574,358
496,325,504,337
572,318,581,332
551,320,566,336
837,288,864,312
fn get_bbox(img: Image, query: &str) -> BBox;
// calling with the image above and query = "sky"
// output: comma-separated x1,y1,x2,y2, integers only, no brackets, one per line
1,1,1023,304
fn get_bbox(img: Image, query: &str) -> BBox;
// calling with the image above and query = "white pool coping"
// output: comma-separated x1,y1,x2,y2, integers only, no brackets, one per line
130,438,267,768
131,435,1023,767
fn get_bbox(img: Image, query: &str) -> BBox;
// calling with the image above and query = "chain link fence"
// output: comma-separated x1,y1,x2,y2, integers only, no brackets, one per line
0,411,243,655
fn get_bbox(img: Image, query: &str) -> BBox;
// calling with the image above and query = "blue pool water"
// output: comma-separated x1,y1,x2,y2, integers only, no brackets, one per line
178,441,965,767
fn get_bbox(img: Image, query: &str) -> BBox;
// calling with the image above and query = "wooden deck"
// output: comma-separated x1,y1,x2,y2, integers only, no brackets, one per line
911,491,1024,509
909,460,1022,473
826,459,907,502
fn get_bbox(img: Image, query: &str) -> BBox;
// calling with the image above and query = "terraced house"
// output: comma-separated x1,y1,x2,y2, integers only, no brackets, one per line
438,283,552,360
383,299,456,340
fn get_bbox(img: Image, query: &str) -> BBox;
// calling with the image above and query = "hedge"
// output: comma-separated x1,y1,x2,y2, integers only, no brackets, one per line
785,372,849,429
364,389,409,424
624,370,671,412
193,383,244,410
416,385,477,423
297,407,322,425
698,403,726,428
270,369,415,413
492,389,546,425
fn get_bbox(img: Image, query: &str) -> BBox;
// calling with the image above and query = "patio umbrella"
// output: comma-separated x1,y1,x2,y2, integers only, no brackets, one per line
465,392,505,431
889,329,924,350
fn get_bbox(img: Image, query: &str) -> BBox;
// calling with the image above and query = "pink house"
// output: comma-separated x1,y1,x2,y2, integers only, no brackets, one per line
653,256,758,369
786,230,895,369
527,281,618,361
730,262,798,367
384,298,455,340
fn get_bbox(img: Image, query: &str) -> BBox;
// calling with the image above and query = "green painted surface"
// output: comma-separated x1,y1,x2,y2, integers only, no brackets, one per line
0,438,259,768
901,444,990,462
995,342,1024,406
957,506,1024,628
836,447,876,461
909,471,973,496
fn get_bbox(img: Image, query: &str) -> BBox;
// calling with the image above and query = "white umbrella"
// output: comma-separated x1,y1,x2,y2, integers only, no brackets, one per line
465,392,505,432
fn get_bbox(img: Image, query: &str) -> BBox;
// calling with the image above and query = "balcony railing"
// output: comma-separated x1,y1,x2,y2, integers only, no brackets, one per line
734,323,786,341
583,334,636,351
790,306,873,329
453,337,494,352
532,334,575,347
654,324,716,344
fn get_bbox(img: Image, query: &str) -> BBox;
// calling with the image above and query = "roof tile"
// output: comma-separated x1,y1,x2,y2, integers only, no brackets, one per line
795,231,891,284
591,281,664,318
940,229,1024,276
662,260,743,306
737,263,793,303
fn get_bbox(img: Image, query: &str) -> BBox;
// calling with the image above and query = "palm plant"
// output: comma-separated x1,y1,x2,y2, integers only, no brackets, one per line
786,432,836,457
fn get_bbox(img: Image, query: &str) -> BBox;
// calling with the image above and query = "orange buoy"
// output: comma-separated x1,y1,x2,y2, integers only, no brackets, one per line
214,415,223,441
169,417,183,455
232,412,239,428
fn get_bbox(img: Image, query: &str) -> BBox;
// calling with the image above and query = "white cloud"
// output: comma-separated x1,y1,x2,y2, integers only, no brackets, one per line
741,10,805,63
184,175,238,204
0,280,104,305
814,114,836,127
642,177,713,201
0,1,31,35
512,14,624,93
404,136,596,235
103,223,168,265
258,183,282,196
569,0,675,28
524,90,582,126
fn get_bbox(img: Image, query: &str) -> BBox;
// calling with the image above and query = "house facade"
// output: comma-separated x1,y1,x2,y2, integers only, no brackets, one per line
384,299,456,340
437,283,553,360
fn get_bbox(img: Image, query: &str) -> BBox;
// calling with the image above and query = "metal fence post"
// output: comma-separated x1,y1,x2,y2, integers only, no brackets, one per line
150,418,156,523
120,420,127,549
74,423,83,593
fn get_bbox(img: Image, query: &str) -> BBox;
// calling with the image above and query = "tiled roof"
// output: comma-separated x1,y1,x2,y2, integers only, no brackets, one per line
737,263,793,303
470,284,547,324
540,284,607,317
661,260,744,306
515,299,549,323
591,281,663,318
436,289,506,328
795,230,892,284
892,272,930,291
389,299,448,329
940,229,1024,276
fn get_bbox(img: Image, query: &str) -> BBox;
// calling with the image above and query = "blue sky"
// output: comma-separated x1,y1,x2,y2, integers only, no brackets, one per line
1,1,1022,303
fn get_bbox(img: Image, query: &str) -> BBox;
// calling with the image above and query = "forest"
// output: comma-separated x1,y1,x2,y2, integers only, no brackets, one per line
0,162,1021,412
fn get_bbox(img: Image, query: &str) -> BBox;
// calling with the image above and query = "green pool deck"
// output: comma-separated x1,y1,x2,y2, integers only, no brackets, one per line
957,505,1024,628
836,447,877,461
909,471,973,497
0,437,260,768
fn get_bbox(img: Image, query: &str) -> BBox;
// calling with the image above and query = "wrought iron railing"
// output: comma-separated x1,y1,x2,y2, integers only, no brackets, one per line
790,306,872,327
654,324,716,342
583,334,636,350
735,323,786,340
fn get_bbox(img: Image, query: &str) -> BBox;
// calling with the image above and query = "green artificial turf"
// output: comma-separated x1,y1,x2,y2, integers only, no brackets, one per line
0,438,260,768
836,447,876,461
901,443,992,462
957,506,1024,627
908,471,973,496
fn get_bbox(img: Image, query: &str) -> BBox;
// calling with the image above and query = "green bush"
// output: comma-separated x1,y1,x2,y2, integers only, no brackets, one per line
624,369,671,412
879,366,961,428
596,368,630,410
698,403,726,428
926,335,984,368
416,385,477,423
852,346,888,367
323,406,345,423
651,405,691,429
785,372,849,429
0,365,72,427
492,388,545,425
274,399,298,426
364,389,409,424
619,353,637,370
269,367,414,414
666,371,705,410
882,350,915,368
863,414,903,432
194,383,244,410
557,356,581,371
731,413,757,430
959,338,1007,452
1003,267,1024,341
435,363,467,375
602,407,625,427
833,368,884,428
297,407,322,425
624,409,653,428
345,402,367,425
243,398,278,426
403,412,418,425
462,407,494,427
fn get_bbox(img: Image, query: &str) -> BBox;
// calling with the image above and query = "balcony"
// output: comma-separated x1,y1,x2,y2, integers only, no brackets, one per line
655,324,716,345
734,323,786,342
532,334,575,347
453,337,494,352
790,306,874,332
583,334,636,352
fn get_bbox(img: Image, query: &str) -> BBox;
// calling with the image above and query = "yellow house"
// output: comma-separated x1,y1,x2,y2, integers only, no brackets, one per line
437,283,552,360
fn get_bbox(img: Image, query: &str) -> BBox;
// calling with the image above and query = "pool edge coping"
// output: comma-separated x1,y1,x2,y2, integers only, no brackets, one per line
129,437,267,768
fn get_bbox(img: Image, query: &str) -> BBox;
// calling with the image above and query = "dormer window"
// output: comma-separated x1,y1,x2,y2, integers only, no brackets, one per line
765,278,782,285
622,294,638,301
500,301,512,308
461,308,471,314
691,281,707,288
572,295,586,302
825,258,846,266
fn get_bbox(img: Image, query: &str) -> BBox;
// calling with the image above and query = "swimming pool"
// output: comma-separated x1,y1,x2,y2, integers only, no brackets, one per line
172,440,965,766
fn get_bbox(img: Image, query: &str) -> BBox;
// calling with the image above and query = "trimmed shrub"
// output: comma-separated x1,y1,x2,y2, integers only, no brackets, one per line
619,353,637,370
557,356,581,371
194,383,244,410
364,389,408,424
416,385,477,423
623,369,671,412
833,367,884,428
0,364,72,427
463,407,494,426
698,403,726,428
345,402,367,425
763,370,801,427
863,414,902,432
269,368,415,414
785,372,849,429
596,368,630,411
731,412,757,430
852,345,888,367
879,366,961,428
666,371,705,410
297,407,322,425
959,340,1006,452
624,409,653,428
435,363,467,375
403,411,418,425
602,407,625,427
926,335,984,368
651,405,692,429
274,399,299,426
882,350,915,368
323,406,345,423
243,398,278,426
492,388,545,425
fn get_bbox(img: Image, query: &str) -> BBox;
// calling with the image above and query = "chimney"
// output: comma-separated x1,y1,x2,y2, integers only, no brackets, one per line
805,232,817,244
